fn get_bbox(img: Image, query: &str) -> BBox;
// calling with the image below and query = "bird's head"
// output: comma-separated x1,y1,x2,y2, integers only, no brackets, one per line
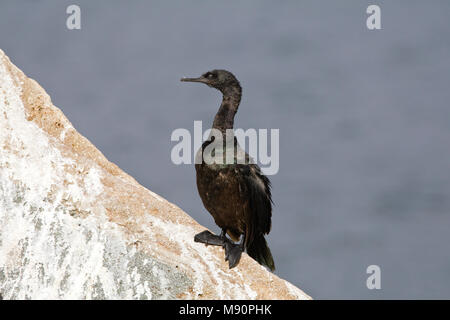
181,69,241,93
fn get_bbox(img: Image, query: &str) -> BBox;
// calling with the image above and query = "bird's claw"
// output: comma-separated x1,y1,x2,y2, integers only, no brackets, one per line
223,241,243,269
194,230,226,246
195,230,243,269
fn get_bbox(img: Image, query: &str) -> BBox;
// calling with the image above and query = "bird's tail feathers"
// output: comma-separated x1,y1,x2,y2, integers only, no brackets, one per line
247,234,275,271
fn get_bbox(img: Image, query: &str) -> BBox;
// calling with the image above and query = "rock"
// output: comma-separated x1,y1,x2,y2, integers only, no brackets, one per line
0,48,310,300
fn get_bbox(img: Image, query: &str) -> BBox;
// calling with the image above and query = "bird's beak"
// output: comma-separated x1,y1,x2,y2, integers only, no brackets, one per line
180,76,208,84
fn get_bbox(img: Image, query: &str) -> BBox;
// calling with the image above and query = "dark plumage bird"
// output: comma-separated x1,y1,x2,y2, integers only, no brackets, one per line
181,69,275,271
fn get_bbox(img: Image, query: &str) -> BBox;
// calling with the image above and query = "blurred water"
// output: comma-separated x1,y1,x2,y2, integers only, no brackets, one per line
1,0,450,298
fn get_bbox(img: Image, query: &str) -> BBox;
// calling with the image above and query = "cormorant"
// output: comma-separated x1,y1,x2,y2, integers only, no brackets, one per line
181,69,275,271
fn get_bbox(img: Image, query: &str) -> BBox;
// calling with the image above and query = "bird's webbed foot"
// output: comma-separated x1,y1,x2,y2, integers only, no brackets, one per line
194,230,226,246
223,240,244,269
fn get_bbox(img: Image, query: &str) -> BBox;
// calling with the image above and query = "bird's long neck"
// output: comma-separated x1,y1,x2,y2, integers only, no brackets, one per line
212,86,242,133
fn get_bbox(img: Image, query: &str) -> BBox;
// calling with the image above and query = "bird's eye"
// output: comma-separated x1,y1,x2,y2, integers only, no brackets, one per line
203,72,216,79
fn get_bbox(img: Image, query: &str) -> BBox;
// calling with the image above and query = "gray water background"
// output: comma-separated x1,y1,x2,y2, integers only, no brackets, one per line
1,0,450,299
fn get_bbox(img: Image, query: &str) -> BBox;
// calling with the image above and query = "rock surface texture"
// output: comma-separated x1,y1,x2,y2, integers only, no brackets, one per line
0,49,310,300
